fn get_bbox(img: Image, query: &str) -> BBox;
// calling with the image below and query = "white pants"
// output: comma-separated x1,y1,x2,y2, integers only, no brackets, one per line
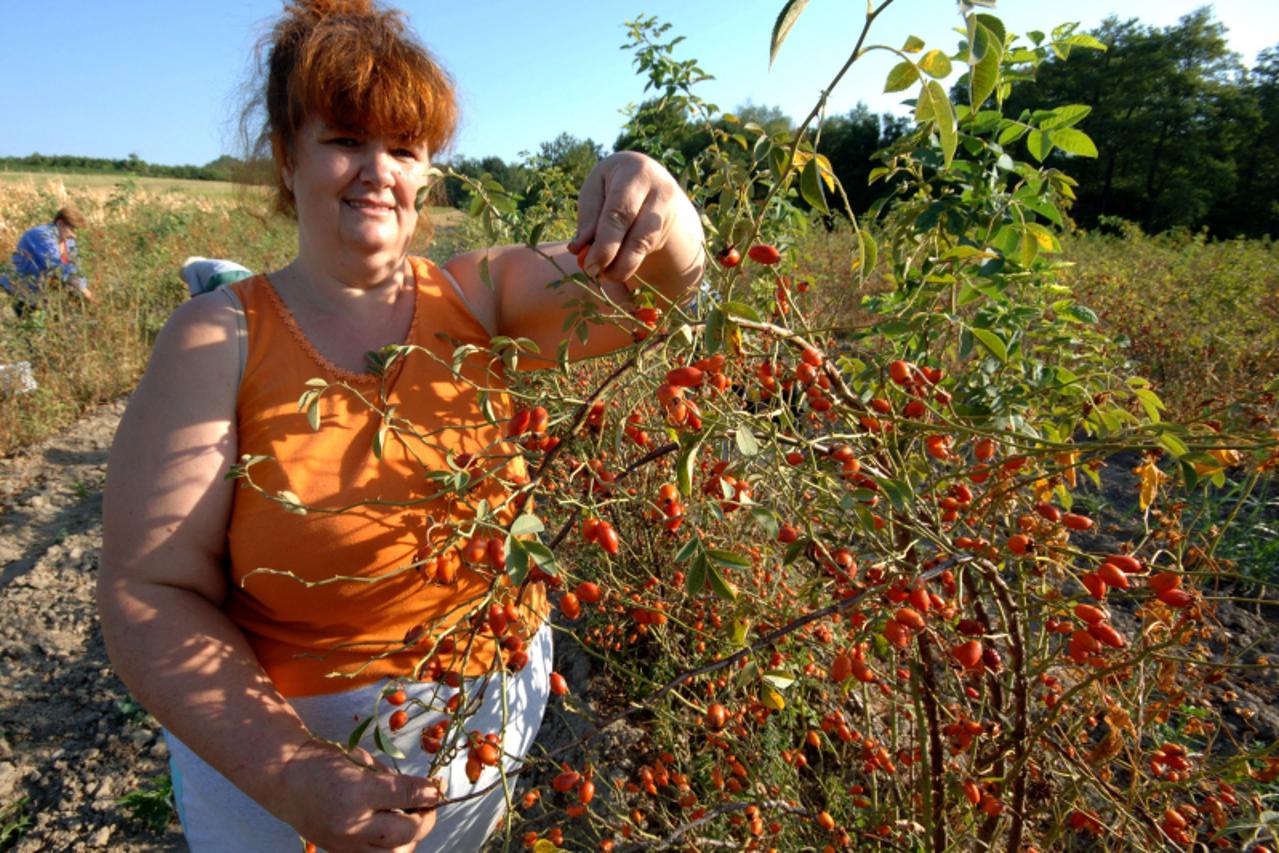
165,623,552,852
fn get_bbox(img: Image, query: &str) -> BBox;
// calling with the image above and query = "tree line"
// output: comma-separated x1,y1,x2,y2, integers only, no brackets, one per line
0,153,243,182
1002,8,1279,237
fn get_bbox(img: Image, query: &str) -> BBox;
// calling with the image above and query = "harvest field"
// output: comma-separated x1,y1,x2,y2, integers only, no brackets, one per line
2,6,1279,853
0,171,242,198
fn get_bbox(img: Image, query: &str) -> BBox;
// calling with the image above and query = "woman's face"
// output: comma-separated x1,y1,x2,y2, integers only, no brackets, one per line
283,117,431,282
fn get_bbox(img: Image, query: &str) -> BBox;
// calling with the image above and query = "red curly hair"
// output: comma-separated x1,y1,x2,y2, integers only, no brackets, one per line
251,0,457,216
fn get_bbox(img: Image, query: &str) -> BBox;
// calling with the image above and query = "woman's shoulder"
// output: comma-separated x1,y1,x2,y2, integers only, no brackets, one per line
149,291,244,383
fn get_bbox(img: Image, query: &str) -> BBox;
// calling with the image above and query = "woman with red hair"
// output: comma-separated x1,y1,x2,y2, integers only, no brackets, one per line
97,1,704,850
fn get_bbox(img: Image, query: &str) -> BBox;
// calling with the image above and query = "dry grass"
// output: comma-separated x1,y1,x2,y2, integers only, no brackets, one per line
0,178,295,454
0,173,479,455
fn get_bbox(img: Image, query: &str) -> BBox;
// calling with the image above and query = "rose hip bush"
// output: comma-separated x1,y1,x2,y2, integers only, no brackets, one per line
241,3,1279,850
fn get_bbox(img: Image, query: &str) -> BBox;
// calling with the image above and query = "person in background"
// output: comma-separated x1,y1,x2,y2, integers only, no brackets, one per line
180,256,253,298
1,206,94,312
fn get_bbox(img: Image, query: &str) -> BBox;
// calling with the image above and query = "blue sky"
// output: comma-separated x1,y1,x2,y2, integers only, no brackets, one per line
1,1,1274,167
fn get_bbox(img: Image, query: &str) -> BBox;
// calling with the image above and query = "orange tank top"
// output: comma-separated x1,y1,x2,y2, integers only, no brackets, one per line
224,257,545,697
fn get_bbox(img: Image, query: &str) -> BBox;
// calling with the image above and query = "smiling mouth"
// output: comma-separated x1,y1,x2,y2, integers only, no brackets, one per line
345,199,396,213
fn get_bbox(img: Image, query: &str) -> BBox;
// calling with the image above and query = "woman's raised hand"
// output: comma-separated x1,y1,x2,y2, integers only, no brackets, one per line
567,151,703,286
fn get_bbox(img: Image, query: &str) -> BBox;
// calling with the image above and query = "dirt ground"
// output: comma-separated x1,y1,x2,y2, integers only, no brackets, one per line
0,398,182,850
1,398,1275,852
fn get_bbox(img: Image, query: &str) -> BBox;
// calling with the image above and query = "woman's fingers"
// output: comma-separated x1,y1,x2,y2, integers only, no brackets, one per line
569,167,605,256
379,769,446,813
603,195,665,283
571,152,678,283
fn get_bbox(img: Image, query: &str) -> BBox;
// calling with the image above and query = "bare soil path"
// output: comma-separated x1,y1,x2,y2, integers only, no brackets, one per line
0,397,181,851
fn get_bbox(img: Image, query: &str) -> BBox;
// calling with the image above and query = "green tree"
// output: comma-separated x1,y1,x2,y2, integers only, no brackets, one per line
614,95,711,169
1215,45,1279,235
1004,9,1251,233
532,133,604,189
816,104,911,215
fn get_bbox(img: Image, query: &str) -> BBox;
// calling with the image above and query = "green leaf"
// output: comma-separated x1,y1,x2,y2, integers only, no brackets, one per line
686,553,707,595
1061,303,1099,324
1063,33,1106,51
969,326,1008,362
885,60,920,93
1027,129,1053,162
522,539,558,573
372,724,406,760
918,49,953,79
525,220,547,249
735,425,760,456
347,716,373,751
762,670,797,690
506,539,530,585
707,563,738,601
902,35,925,53
1041,104,1091,130
1158,431,1190,459
783,538,808,566
372,419,388,459
799,156,829,214
1022,197,1064,227
968,25,1001,108
720,301,761,323
878,479,911,515
306,399,321,432
1016,228,1040,267
1024,222,1061,253
1049,127,1098,158
677,432,707,497
750,507,778,539
707,549,752,570
923,80,957,167
997,121,1027,146
1134,388,1165,423
705,307,725,354
852,230,878,275
674,536,701,563
768,144,791,181
509,514,545,536
769,0,811,67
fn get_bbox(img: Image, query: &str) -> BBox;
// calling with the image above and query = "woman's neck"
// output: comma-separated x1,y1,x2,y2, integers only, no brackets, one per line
267,257,418,373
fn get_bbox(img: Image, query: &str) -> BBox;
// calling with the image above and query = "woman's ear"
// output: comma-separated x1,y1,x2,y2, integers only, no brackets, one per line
281,160,295,193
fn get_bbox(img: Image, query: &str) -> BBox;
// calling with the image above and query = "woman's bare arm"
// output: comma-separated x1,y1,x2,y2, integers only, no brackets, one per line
98,294,440,852
444,151,705,365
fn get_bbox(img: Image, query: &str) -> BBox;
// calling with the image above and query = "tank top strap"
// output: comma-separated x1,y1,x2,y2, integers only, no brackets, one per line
406,256,492,348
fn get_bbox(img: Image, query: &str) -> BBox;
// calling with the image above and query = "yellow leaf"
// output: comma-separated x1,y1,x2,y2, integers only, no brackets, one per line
815,153,837,192
1033,477,1053,504
1056,451,1078,489
761,685,786,711
533,841,561,853
1211,448,1242,467
1134,457,1168,511
1193,448,1241,477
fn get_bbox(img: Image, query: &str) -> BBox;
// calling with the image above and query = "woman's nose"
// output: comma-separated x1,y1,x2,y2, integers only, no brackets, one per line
360,146,400,187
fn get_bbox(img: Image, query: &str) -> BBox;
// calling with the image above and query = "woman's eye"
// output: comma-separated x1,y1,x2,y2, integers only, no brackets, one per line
393,148,419,160
327,137,360,147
